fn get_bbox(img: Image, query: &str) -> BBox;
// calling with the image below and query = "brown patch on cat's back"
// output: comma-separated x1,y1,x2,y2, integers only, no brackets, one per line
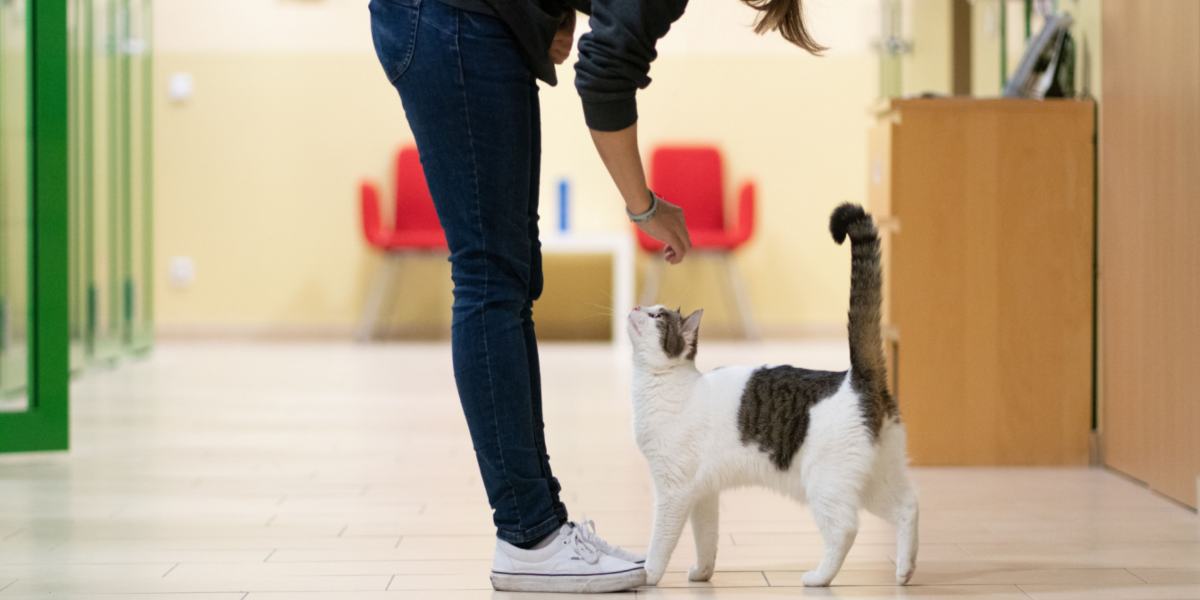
737,366,847,470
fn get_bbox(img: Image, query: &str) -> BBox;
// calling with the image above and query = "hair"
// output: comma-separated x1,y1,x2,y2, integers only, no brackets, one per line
741,0,826,55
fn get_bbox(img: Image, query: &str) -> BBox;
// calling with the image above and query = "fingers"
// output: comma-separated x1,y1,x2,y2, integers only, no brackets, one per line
664,231,687,264
550,39,572,64
670,217,691,259
550,13,575,65
663,246,680,264
664,202,691,257
635,199,690,264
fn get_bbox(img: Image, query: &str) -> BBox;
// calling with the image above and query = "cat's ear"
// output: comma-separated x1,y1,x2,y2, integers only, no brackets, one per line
682,310,703,360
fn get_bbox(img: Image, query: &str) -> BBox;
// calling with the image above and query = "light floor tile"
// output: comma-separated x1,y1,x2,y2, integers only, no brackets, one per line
385,573,492,590
1127,568,1200,584
2,573,391,594
0,564,170,580
0,595,243,600
768,566,1141,587
656,570,770,588
247,592,635,599
0,341,1195,600
959,542,1200,569
172,559,491,577
1020,583,1200,599
636,585,1030,599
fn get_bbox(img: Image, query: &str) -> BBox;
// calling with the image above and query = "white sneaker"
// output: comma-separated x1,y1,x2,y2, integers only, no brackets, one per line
490,522,646,593
576,519,646,564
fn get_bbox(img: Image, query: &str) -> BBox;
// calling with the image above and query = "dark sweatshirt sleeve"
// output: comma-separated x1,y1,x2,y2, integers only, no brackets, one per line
563,0,591,15
574,0,688,131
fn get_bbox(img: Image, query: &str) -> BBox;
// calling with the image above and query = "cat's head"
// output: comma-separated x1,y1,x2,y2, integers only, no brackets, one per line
627,305,703,369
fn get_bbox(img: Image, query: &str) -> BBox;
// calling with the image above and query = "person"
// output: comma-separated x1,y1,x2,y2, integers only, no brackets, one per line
367,0,822,592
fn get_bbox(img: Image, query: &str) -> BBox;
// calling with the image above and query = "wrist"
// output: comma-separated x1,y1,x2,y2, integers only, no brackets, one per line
624,188,652,214
627,190,659,223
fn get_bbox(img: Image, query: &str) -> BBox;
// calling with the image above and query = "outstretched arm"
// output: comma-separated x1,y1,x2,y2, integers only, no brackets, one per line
589,124,690,264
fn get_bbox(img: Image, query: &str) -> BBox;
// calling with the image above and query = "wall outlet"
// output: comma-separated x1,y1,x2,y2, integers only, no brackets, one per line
168,72,194,103
168,256,196,289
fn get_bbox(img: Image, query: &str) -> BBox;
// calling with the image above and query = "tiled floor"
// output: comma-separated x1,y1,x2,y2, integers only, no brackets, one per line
0,341,1197,599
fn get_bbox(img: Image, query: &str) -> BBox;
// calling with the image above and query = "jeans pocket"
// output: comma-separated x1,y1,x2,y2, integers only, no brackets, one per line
369,0,421,84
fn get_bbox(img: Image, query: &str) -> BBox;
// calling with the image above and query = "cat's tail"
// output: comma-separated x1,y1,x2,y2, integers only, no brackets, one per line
829,203,888,396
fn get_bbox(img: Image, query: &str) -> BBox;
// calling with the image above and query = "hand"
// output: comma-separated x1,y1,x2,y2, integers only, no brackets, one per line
549,10,576,65
636,196,691,264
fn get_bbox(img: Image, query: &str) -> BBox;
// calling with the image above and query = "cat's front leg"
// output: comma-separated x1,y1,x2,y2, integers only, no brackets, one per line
644,495,691,586
688,493,719,582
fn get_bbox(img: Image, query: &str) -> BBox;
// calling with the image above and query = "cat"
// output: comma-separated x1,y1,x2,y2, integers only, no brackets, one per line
626,203,918,588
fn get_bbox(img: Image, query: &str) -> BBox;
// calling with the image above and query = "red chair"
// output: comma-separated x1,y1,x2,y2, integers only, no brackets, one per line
638,145,759,338
356,146,447,340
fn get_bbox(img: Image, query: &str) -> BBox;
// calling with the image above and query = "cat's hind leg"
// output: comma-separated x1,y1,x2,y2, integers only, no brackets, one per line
688,493,719,582
862,422,919,585
802,468,864,587
891,487,919,585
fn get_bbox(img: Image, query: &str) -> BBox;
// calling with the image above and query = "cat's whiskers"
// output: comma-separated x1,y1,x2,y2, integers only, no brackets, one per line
583,302,618,318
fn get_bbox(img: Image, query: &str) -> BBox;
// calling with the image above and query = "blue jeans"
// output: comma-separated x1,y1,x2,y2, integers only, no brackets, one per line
368,0,568,545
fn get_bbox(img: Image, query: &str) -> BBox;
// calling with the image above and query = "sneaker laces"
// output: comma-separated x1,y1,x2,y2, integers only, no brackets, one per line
575,519,624,560
566,523,602,564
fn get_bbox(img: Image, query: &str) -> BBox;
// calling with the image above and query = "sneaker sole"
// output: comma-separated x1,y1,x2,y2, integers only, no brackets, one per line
491,566,646,593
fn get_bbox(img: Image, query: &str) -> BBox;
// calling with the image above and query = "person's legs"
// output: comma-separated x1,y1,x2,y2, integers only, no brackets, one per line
369,0,565,545
522,87,567,522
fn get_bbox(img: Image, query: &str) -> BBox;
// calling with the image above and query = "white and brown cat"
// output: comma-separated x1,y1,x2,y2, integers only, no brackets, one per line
626,203,917,587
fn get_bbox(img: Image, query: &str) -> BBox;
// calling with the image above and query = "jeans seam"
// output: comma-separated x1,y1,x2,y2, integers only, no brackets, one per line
390,0,420,83
452,10,523,533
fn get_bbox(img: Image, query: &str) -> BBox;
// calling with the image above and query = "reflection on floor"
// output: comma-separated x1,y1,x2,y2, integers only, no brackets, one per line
0,341,1196,599
0,343,29,413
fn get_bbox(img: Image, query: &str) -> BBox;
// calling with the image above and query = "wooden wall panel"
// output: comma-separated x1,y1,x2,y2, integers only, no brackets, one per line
1100,1,1200,509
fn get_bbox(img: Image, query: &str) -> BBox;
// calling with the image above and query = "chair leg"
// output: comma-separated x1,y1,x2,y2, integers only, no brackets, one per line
356,253,403,342
640,257,666,307
720,254,760,340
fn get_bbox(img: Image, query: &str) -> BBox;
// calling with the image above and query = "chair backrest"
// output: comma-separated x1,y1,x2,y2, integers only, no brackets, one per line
649,146,726,233
394,146,441,233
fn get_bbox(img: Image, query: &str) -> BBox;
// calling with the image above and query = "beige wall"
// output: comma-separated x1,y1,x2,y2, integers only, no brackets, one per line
1071,0,1103,98
153,0,881,339
902,0,954,96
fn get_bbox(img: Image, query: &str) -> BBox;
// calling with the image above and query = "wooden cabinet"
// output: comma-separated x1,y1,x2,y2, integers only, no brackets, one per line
869,98,1095,465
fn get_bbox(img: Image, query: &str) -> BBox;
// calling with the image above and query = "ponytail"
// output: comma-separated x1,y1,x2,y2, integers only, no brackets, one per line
741,0,826,55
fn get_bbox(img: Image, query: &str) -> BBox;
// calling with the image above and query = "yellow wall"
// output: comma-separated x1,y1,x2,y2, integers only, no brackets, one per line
153,0,881,339
1070,0,1102,98
902,0,954,96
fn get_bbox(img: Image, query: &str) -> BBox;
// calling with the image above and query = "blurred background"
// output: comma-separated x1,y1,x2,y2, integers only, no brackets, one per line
1,0,1198,596
142,0,1099,341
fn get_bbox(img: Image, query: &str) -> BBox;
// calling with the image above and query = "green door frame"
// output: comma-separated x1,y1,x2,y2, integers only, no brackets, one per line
0,0,70,453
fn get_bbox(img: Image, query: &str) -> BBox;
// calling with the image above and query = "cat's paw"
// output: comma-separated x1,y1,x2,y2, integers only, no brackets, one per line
802,570,834,587
895,565,914,585
644,564,666,586
688,563,714,582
